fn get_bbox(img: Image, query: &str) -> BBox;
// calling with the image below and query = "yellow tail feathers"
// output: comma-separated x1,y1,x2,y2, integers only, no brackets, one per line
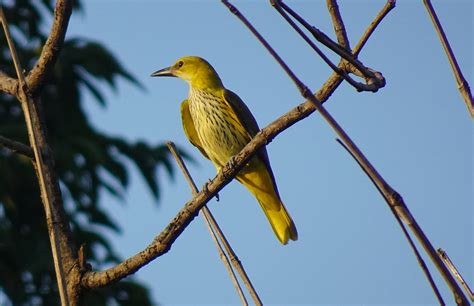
258,196,298,244
237,158,298,244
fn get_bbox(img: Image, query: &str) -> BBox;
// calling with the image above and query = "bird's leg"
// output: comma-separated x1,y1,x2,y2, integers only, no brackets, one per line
202,179,219,202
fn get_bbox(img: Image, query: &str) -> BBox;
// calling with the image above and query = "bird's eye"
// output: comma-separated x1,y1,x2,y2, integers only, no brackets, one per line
177,61,184,68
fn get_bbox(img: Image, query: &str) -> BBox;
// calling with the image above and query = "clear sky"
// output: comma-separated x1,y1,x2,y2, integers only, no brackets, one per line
66,1,472,305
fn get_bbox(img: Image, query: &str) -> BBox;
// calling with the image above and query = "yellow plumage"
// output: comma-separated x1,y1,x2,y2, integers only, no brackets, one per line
152,56,297,244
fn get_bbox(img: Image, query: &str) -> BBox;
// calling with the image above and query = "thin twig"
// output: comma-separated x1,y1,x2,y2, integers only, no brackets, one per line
0,7,70,306
438,249,474,301
273,0,385,90
353,0,396,58
422,0,473,118
326,0,350,49
336,139,445,306
0,135,34,158
166,142,250,306
81,0,398,289
271,1,378,93
221,1,468,305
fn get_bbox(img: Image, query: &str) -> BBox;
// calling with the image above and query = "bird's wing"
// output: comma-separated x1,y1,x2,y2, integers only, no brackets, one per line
223,89,279,192
180,99,210,159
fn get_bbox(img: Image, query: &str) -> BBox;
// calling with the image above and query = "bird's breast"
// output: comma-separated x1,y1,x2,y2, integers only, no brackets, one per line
188,88,248,167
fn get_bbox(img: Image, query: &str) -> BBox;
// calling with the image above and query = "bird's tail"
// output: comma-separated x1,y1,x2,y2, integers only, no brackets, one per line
237,159,298,244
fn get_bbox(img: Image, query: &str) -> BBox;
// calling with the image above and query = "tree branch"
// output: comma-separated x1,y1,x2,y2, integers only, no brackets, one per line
80,0,395,289
0,70,18,96
353,0,396,58
166,142,251,306
326,0,350,49
26,0,73,96
422,0,473,117
0,135,33,158
336,139,445,305
271,1,381,93
272,0,385,90
437,248,474,301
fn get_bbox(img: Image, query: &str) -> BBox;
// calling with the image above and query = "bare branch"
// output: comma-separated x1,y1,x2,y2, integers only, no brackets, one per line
273,0,385,90
422,0,473,117
326,0,350,49
26,0,73,96
221,1,468,305
271,1,379,93
353,0,396,57
336,139,445,305
0,70,18,96
0,135,33,158
166,142,250,306
438,249,474,301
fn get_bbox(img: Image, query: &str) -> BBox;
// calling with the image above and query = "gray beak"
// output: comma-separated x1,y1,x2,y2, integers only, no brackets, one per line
150,66,175,77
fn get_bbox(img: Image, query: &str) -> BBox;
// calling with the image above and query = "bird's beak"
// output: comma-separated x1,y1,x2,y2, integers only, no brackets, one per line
150,66,175,77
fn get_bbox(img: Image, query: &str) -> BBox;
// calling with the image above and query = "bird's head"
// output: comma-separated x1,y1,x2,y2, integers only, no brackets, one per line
151,56,223,90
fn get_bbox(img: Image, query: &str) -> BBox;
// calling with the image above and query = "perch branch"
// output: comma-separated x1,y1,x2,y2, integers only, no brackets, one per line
26,0,73,96
0,135,34,158
221,1,468,305
80,0,400,291
166,142,250,306
422,0,473,117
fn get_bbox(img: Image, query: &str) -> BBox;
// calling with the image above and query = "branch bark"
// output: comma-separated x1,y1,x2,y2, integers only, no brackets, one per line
326,0,350,49
0,70,18,96
26,0,73,96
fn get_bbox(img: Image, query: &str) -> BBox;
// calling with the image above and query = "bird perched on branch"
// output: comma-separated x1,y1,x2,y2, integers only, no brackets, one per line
151,56,297,244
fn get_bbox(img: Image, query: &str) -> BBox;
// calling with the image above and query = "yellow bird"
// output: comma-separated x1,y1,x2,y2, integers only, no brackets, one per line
152,56,297,244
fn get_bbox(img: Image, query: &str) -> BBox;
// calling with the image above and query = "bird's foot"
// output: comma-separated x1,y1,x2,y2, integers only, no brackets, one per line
223,155,237,180
202,179,219,202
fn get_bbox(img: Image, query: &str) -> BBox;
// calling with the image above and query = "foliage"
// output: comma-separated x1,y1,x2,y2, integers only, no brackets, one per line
0,1,175,304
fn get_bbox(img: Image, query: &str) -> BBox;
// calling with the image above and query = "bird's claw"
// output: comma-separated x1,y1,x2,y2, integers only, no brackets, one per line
228,155,237,169
202,179,219,202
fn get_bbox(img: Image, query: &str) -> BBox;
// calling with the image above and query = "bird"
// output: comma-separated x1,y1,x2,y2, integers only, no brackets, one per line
151,56,297,244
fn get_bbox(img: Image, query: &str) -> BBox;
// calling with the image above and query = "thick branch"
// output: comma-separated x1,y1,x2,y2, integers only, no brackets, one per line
26,0,73,96
0,135,33,158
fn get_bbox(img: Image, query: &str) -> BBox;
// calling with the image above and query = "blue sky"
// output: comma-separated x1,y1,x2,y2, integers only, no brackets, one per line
66,1,472,305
